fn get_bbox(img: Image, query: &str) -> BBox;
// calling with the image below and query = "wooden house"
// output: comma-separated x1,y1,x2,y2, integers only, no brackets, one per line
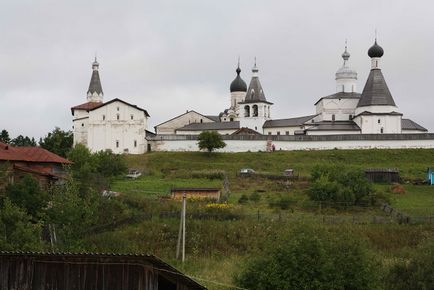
171,188,221,201
0,251,206,290
365,168,400,183
0,142,71,189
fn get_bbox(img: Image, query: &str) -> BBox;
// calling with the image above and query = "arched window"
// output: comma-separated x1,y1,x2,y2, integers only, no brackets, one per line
230,117,234,122
200,119,203,123
252,105,258,117
116,114,120,120
380,127,384,134
244,105,250,117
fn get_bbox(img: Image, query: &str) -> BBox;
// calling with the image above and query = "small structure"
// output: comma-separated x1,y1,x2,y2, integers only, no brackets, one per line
427,167,434,185
239,168,255,176
0,251,206,290
283,169,294,177
365,168,400,183
126,169,142,179
0,142,71,188
171,187,221,201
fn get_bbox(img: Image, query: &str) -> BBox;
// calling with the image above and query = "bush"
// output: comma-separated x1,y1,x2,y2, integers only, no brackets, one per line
386,238,434,290
308,165,374,205
249,191,261,203
238,194,249,204
236,225,381,290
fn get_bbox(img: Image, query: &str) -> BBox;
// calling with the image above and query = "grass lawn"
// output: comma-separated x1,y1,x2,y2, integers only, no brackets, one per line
389,184,434,216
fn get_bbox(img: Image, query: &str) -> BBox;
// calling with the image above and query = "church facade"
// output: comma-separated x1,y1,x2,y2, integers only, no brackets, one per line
71,59,150,154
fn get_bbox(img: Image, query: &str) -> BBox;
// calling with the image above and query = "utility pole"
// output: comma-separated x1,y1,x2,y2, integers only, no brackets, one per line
176,192,187,262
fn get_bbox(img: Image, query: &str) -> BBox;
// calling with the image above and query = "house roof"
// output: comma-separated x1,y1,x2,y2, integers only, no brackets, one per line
89,98,150,117
353,111,403,118
155,110,216,128
357,69,396,107
231,127,262,135
176,121,240,131
205,115,221,122
401,119,428,131
0,142,71,164
314,92,361,105
305,121,361,132
263,115,317,128
0,251,206,290
71,101,103,114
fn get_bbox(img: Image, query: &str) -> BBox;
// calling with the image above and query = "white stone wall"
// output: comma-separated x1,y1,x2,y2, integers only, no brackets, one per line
263,126,302,136
87,101,148,154
148,138,434,152
156,111,215,134
72,116,89,146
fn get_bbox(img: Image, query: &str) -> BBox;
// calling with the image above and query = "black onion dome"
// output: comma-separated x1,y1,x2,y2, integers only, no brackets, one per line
368,40,384,58
230,67,247,92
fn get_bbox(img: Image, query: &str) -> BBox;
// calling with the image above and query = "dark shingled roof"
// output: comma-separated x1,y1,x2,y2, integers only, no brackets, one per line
314,92,361,105
357,69,396,107
401,119,428,132
87,64,103,96
305,121,361,132
176,121,240,131
205,115,221,122
244,68,268,103
230,67,247,92
263,115,317,128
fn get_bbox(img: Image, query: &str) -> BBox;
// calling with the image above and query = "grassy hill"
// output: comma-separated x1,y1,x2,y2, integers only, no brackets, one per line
101,149,434,289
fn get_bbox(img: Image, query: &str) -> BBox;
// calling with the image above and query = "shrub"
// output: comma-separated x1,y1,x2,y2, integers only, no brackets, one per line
308,165,374,205
236,225,381,290
238,194,249,204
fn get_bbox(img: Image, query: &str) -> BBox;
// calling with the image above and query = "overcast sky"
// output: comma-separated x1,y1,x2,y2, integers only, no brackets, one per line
0,0,433,139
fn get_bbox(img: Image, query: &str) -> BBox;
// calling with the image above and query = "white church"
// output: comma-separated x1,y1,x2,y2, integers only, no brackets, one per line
71,39,433,153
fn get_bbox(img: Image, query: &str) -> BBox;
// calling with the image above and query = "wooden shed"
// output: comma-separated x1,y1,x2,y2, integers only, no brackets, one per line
171,188,221,201
0,251,206,290
365,168,400,183
428,167,434,185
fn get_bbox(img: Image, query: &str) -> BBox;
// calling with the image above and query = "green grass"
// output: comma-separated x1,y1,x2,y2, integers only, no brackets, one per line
389,184,434,216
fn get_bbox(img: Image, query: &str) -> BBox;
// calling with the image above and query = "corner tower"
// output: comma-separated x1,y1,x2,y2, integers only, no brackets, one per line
87,57,104,103
353,39,402,134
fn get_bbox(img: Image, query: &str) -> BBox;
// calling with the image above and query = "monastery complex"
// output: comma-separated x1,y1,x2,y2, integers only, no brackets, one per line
71,40,434,153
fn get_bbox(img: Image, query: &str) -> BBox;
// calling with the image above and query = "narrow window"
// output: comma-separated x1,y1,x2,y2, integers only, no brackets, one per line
117,107,120,111
102,115,105,121
230,118,234,122
378,119,381,124
380,128,384,134
117,114,120,120
255,126,257,130
268,132,272,135
134,140,137,147
81,123,84,127
285,131,289,135
277,131,280,135
332,114,335,121
131,115,134,120
116,140,119,148
349,114,352,120
200,119,203,123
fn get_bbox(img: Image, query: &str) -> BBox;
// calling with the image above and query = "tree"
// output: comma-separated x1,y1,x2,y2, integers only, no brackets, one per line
10,135,37,146
0,129,10,143
6,174,48,219
236,225,381,290
0,198,43,251
39,127,73,157
197,131,226,152
94,150,127,177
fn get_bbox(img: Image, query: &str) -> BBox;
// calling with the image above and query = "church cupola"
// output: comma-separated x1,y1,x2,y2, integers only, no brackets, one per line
244,59,267,103
335,42,358,93
230,62,247,93
368,39,384,69
87,57,104,103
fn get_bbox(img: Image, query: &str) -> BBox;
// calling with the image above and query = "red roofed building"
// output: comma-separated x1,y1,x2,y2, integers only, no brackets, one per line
0,142,71,189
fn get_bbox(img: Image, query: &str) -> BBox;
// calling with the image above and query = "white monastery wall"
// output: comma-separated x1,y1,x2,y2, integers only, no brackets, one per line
148,137,434,152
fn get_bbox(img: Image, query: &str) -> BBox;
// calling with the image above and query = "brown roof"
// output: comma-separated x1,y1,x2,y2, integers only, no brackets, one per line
0,142,71,164
71,101,103,114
